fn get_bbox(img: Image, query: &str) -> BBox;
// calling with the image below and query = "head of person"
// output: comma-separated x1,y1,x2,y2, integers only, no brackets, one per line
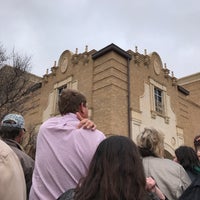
0,113,26,143
75,135,147,200
58,89,88,118
174,145,200,170
137,128,164,158
194,135,200,160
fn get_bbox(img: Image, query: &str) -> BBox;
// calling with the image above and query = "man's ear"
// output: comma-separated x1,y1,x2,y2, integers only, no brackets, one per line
78,103,85,114
15,129,24,143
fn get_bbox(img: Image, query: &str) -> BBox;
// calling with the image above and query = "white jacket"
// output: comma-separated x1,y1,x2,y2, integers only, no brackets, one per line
143,156,191,200
0,139,26,200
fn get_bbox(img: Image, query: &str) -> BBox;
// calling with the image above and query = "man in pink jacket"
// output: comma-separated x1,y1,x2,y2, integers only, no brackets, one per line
30,89,105,200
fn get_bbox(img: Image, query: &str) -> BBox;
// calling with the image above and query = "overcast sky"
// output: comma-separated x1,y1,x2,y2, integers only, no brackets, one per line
1,0,200,78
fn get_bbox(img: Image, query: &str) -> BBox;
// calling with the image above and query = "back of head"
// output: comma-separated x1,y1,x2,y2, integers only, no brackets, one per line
0,113,25,140
75,135,147,200
175,146,200,170
58,89,87,115
137,128,164,158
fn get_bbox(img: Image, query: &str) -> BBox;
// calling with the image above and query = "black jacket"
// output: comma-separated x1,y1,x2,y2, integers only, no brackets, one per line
4,139,34,199
57,189,160,200
179,175,200,200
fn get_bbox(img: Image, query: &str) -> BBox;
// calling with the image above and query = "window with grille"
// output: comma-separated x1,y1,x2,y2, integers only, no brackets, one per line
154,87,164,114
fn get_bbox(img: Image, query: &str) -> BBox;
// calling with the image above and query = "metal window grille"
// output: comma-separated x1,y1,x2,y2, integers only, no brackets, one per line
154,87,163,114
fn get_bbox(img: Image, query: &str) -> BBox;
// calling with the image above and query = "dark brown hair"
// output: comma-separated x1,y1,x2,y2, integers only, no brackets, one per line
58,89,87,115
0,126,21,140
175,145,200,171
194,135,200,151
74,135,147,200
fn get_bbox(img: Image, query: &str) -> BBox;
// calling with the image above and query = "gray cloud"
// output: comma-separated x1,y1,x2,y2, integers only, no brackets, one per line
0,0,200,77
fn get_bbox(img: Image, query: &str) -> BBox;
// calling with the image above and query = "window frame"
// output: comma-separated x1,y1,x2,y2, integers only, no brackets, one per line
154,86,164,115
149,78,169,123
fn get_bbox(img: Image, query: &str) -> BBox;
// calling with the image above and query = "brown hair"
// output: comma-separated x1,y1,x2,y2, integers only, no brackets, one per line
74,136,147,200
175,145,200,171
0,126,21,140
58,89,87,115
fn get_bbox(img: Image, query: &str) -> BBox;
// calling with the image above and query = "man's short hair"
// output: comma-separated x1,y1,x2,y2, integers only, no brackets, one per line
0,126,21,140
58,89,87,115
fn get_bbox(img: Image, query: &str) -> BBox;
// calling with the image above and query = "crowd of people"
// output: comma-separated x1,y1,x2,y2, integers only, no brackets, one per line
0,88,200,200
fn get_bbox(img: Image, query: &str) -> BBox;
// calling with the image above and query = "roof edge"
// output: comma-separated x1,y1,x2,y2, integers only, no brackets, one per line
177,85,190,96
92,43,132,60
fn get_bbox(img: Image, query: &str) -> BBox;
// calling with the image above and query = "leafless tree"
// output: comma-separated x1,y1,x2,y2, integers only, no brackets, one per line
0,43,41,157
0,43,32,120
0,44,7,66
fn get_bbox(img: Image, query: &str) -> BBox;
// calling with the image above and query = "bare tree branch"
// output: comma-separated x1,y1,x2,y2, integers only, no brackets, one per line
0,43,33,120
0,44,7,67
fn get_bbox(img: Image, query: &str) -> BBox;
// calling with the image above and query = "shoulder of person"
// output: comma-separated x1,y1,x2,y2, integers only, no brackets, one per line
12,147,34,161
143,156,161,163
41,115,61,125
158,158,183,167
78,127,105,137
163,158,191,176
143,157,184,170
0,139,13,157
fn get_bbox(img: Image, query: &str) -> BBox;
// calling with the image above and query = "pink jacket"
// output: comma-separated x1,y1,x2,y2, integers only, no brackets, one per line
30,113,105,200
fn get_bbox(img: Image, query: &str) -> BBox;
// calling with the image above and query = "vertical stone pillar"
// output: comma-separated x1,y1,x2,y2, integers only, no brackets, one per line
92,51,129,136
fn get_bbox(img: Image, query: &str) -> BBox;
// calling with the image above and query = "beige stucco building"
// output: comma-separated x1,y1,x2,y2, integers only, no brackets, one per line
23,43,200,157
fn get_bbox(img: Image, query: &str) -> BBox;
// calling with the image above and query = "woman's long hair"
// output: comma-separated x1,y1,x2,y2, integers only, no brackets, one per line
175,146,200,171
74,136,147,200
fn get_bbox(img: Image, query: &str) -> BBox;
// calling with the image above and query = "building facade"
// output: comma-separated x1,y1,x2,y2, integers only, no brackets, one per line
23,43,200,157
